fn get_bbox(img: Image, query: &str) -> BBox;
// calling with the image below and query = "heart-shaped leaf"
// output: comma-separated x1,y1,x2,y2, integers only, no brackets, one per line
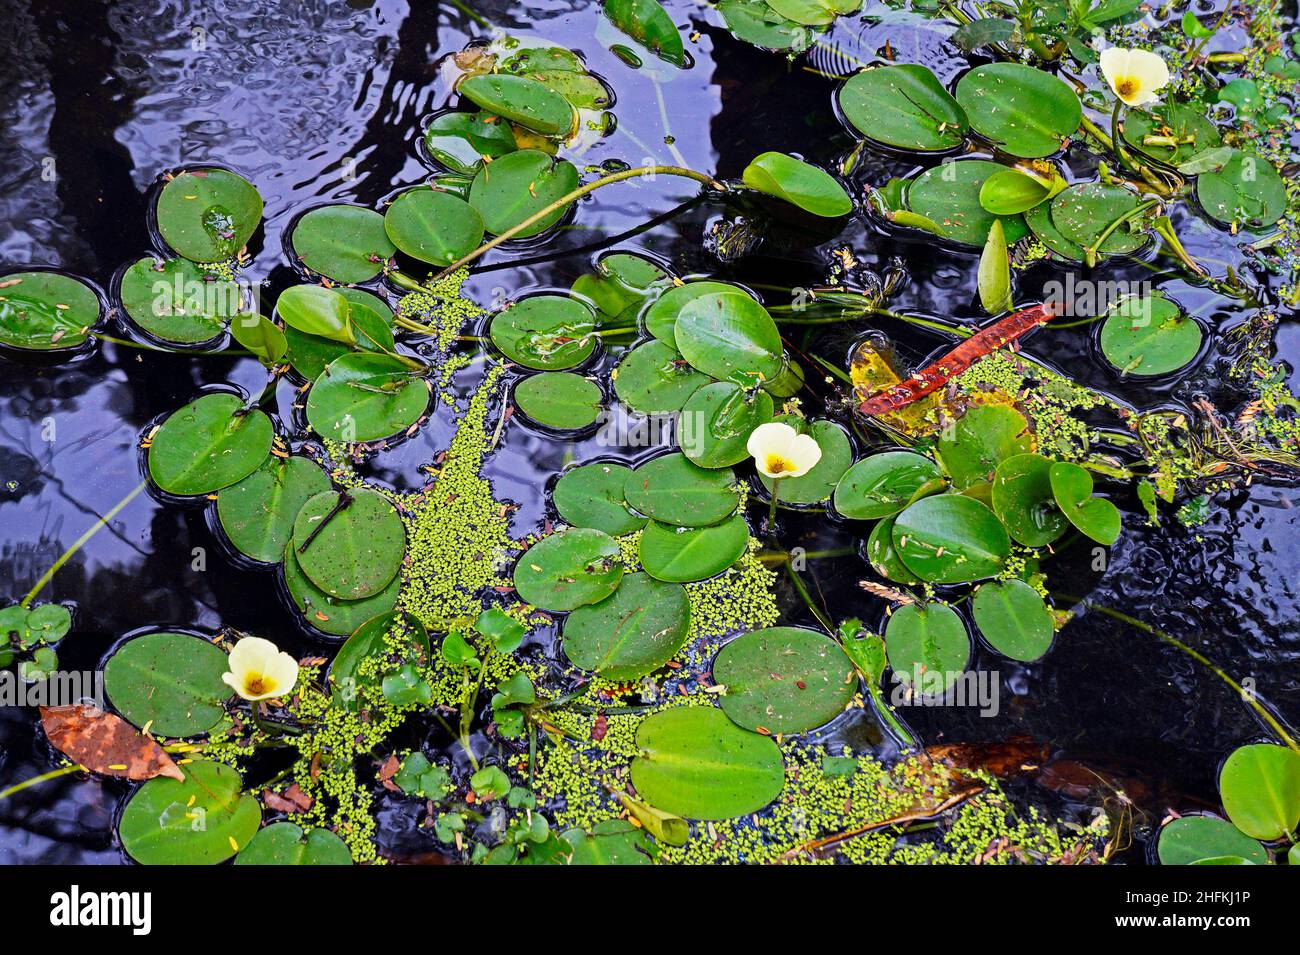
885,601,971,692
514,528,623,611
838,64,968,151
971,579,1054,662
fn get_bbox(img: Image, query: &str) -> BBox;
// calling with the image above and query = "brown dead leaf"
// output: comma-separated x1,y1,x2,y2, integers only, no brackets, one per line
40,704,184,782
262,782,313,813
378,754,401,792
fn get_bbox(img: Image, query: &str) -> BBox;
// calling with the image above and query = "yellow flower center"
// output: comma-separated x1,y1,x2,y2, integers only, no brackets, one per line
243,672,275,696
765,454,792,475
1116,77,1137,98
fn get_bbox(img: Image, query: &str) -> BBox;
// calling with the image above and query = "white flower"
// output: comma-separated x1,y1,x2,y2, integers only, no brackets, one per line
222,637,299,702
747,421,822,479
1100,48,1170,108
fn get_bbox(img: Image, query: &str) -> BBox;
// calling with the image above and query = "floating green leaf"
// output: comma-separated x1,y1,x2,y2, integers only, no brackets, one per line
283,542,401,637
714,627,856,734
458,74,575,137
563,572,690,679
641,280,744,344
329,611,429,710
553,462,648,536
235,823,353,865
866,514,922,584
885,602,970,691
1122,101,1221,167
306,353,430,444
119,257,239,344
216,455,332,564
0,271,100,351
470,150,580,238
673,291,784,383
623,453,739,527
638,513,749,582
1196,149,1287,230
834,451,942,520
979,167,1061,215
104,632,231,737
955,63,1081,158
613,339,710,413
424,110,519,175
604,0,686,66
1100,292,1201,376
892,494,1010,583
991,452,1067,547
1049,461,1121,546
741,152,852,217
630,706,784,820
977,218,1012,315
718,0,815,53
491,294,596,370
283,289,394,381
679,381,774,469
291,205,396,284
278,284,353,344
1157,815,1271,866
384,188,485,266
838,65,968,151
971,579,1054,662
120,760,260,864
1043,183,1147,261
1218,744,1300,841
514,528,623,611
155,168,263,263
514,372,603,430
561,819,655,864
903,160,1029,246
937,404,1034,489
292,488,406,601
147,393,273,496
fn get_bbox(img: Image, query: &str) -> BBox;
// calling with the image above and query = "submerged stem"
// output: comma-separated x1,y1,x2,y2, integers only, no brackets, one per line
21,480,148,608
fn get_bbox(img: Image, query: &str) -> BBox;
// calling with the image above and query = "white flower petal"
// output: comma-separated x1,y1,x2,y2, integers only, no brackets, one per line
747,421,798,462
784,434,823,477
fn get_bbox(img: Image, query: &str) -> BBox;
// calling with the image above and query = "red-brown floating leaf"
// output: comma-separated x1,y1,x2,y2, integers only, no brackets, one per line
40,704,184,782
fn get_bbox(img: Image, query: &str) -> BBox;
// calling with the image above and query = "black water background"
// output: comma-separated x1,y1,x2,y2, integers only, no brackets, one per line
0,0,1296,862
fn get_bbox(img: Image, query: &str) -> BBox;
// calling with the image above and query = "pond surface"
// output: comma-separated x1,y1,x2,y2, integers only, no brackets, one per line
0,0,1297,863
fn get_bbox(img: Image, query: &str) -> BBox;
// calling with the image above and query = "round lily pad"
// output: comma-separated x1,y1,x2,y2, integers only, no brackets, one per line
384,188,485,266
714,627,856,734
458,73,575,138
118,257,240,344
514,372,603,430
291,488,405,601
282,541,401,637
490,295,596,370
971,579,1054,662
673,291,784,384
1100,292,1202,376
955,63,1081,158
147,393,274,496
613,339,710,413
563,572,691,679
306,353,430,443
641,280,743,344
1196,149,1286,230
1219,744,1300,842
216,455,332,564
892,494,1010,583
0,270,100,351
1046,183,1147,258
839,64,968,151
623,453,739,527
904,160,1029,247
235,823,353,865
757,418,852,505
1122,101,1221,167
1048,461,1121,546
833,451,942,520
120,760,261,864
553,462,648,536
639,513,749,582
470,150,580,238
885,601,970,692
104,631,231,737
679,381,774,468
1157,815,1271,866
424,109,519,174
936,404,1034,489
514,528,624,612
991,452,1067,547
866,514,921,584
291,205,396,284
630,706,784,820
155,168,263,262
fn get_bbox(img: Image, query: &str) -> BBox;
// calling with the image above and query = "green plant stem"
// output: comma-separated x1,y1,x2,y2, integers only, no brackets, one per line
432,166,726,280
458,664,485,771
767,478,781,538
20,480,148,608
0,764,84,801
864,680,919,749
1059,595,1300,754
1084,197,1162,267
784,562,835,633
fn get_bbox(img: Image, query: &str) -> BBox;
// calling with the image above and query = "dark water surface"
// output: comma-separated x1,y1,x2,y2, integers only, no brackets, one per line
0,0,1296,863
